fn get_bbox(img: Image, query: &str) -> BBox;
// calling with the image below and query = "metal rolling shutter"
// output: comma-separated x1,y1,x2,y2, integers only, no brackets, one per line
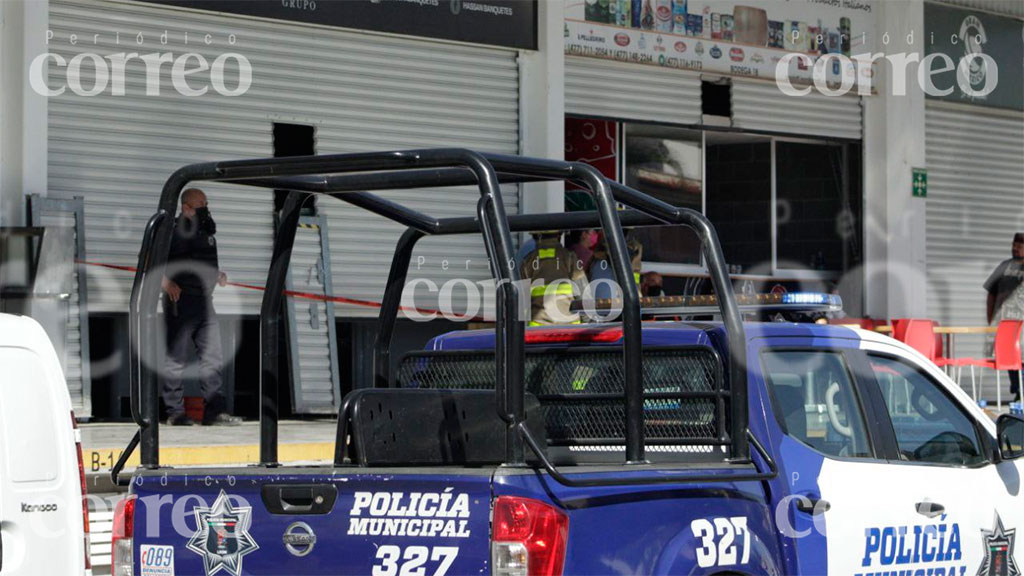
47,0,520,318
28,196,92,417
48,0,273,314
926,102,1024,401
566,57,702,125
286,217,342,414
309,36,520,318
731,79,863,140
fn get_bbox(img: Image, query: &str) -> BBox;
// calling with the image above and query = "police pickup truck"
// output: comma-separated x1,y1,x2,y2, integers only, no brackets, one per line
110,149,1024,576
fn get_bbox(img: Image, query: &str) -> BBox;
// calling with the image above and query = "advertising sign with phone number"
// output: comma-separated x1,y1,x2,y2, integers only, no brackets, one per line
565,0,877,89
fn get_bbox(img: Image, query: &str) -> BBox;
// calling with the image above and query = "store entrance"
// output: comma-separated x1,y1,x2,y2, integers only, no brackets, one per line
565,116,864,317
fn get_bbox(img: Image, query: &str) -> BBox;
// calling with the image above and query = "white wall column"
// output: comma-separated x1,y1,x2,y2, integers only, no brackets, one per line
0,0,49,227
862,0,928,319
517,0,564,215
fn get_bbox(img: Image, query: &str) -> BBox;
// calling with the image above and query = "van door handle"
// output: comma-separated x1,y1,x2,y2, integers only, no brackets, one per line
916,501,945,518
794,495,830,515
261,484,337,515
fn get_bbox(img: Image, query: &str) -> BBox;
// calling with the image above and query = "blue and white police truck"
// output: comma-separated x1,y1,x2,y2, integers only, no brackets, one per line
110,149,1024,576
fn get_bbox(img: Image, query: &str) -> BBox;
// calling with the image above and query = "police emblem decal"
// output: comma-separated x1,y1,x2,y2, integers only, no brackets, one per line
978,514,1019,576
186,490,259,576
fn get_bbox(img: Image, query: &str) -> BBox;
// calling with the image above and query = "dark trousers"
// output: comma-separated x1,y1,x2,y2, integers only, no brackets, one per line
1011,370,1021,399
162,293,225,419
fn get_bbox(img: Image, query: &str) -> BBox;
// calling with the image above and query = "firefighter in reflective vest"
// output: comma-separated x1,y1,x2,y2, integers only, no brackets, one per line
522,232,587,326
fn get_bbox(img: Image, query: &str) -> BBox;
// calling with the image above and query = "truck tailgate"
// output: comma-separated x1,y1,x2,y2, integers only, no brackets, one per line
494,467,783,576
131,468,494,575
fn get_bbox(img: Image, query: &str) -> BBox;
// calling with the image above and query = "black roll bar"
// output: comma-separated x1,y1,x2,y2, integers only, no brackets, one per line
259,192,312,466
569,163,645,463
128,149,527,469
368,208,694,393
373,228,425,389
608,181,749,460
121,149,749,487
112,211,169,485
369,208,748,460
128,211,168,430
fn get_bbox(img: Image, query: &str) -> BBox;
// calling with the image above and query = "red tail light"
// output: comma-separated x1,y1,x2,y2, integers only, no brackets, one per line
112,496,136,576
71,412,91,570
491,496,569,576
525,327,622,344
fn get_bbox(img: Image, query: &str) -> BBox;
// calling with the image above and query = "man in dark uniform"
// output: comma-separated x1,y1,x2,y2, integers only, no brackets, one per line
984,232,1024,402
161,188,241,426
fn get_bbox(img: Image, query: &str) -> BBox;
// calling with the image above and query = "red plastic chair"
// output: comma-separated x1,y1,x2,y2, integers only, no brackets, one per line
902,319,937,361
891,319,952,365
927,321,956,369
891,318,912,342
945,320,1024,407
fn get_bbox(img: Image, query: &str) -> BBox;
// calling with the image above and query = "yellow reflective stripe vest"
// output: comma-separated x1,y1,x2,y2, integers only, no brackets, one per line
530,283,575,297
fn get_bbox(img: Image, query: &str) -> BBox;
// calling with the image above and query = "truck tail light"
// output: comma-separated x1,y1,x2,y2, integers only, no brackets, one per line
491,496,568,576
112,495,137,576
525,327,622,344
71,412,91,571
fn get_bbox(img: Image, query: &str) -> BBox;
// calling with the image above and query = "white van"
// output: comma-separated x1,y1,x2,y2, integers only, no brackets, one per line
0,314,89,575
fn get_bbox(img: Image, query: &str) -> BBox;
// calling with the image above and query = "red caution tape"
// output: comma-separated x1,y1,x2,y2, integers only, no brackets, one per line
76,259,481,320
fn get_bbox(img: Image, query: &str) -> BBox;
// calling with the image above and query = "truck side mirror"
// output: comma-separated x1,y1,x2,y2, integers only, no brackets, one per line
996,413,1024,460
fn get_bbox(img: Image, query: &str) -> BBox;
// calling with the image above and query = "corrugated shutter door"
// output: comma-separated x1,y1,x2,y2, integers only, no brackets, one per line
47,0,520,318
286,217,341,414
566,57,701,125
731,79,863,139
311,39,520,318
926,102,1024,402
48,0,273,314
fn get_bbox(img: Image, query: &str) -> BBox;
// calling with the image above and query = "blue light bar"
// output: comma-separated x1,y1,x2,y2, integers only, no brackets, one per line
781,292,842,308
578,291,844,315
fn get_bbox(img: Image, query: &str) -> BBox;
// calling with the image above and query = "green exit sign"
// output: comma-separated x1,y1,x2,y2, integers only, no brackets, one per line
912,168,928,198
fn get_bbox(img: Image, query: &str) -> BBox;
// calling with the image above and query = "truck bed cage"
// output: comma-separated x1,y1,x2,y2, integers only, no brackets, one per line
114,149,765,487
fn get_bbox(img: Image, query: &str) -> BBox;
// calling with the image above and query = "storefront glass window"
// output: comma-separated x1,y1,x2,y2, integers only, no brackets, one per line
567,117,862,279
775,141,850,272
705,134,773,273
623,124,702,265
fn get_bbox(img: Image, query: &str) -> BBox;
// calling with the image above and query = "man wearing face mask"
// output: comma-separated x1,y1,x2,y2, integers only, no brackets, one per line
161,188,241,426
641,272,664,298
984,232,1024,402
